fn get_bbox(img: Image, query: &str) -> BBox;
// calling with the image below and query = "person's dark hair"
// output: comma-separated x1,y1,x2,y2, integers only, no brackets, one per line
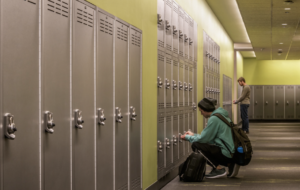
237,77,246,83
198,98,216,112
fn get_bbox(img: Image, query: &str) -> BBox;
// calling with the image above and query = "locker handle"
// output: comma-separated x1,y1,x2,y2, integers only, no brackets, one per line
286,101,289,105
184,34,188,42
178,133,183,143
97,108,106,125
189,83,193,91
297,101,300,105
157,14,163,25
179,30,183,39
4,113,17,140
173,135,177,146
276,101,279,105
173,26,177,35
192,103,197,111
165,20,171,31
74,109,84,129
157,77,163,88
165,78,170,89
206,51,210,57
157,141,163,152
165,138,171,149
178,81,183,90
130,106,137,121
265,101,268,105
184,82,188,91
44,111,55,133
189,38,193,45
115,107,123,123
172,80,177,90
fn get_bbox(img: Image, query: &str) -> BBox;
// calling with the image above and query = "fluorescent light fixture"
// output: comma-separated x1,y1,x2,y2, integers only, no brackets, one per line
284,8,291,10
282,23,288,25
278,49,283,50
279,43,283,44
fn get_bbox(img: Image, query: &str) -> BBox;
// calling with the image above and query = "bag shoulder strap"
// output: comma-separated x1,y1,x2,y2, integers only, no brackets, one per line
212,113,234,128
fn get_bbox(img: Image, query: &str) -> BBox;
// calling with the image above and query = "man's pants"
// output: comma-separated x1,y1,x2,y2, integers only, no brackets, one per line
240,104,249,132
191,143,233,168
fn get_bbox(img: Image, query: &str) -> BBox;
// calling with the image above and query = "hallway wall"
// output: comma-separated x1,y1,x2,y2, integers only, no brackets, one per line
244,58,300,85
87,0,238,189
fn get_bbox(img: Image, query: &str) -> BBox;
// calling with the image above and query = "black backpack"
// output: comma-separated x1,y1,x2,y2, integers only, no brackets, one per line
213,113,253,166
178,150,206,182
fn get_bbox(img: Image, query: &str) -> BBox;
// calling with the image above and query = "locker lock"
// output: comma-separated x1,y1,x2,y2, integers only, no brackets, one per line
179,30,183,39
192,103,197,111
157,77,163,88
184,34,188,42
209,54,213,59
165,20,171,31
265,101,268,105
189,83,193,91
172,80,177,90
211,56,214,60
4,113,17,140
74,109,84,129
206,51,210,57
206,87,209,93
218,61,220,64
165,78,171,89
44,111,55,134
173,26,178,35
255,101,258,105
297,101,300,105
178,133,183,143
158,141,163,152
286,101,289,105
173,135,178,146
115,107,123,123
178,81,183,90
130,106,137,121
189,38,193,45
165,138,171,149
97,108,106,126
157,14,163,25
184,82,188,91
276,101,279,105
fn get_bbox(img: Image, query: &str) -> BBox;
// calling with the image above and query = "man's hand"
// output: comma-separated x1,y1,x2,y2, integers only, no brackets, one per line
180,134,188,141
233,100,236,104
185,131,194,136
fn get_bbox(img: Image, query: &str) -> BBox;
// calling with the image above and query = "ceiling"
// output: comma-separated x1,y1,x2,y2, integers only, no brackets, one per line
207,0,300,60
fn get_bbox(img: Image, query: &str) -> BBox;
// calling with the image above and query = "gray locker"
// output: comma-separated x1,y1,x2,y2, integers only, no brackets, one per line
96,9,114,190
189,66,193,106
184,13,189,60
296,86,300,119
285,86,295,119
172,2,179,54
264,86,274,119
248,86,254,119
184,65,189,106
275,86,285,119
178,111,184,158
172,113,179,165
178,8,184,58
188,111,193,153
184,113,189,155
165,112,173,172
157,113,165,179
193,63,197,134
165,0,172,53
173,58,179,108
253,86,263,119
179,61,184,107
42,0,71,189
129,27,142,190
166,53,172,109
158,51,165,111
188,18,194,61
115,19,129,190
157,0,165,51
194,22,198,62
72,1,96,190
1,0,40,189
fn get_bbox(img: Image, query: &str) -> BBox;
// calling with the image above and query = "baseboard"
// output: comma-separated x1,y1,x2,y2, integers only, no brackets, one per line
249,119,300,123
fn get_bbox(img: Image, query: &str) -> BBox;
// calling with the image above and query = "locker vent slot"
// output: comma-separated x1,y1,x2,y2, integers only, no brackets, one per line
117,28,128,42
158,117,164,123
173,6,179,13
166,0,172,7
166,58,171,64
131,177,141,190
131,34,141,47
166,116,171,122
179,49,183,57
173,102,178,107
158,54,164,62
158,39,164,49
179,102,183,107
158,103,164,109
28,0,37,5
99,20,113,35
166,103,171,108
173,47,178,53
47,0,69,17
77,8,93,27
173,115,178,120
117,183,128,190
173,60,178,66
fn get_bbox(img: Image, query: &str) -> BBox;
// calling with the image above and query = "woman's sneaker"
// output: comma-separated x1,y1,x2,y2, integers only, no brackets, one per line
227,163,240,178
205,168,227,179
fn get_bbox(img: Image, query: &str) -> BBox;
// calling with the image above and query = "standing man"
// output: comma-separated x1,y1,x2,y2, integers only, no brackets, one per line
233,77,251,134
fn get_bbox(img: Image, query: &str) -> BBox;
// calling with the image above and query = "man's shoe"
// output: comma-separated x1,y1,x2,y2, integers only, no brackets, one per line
227,163,240,178
205,168,227,179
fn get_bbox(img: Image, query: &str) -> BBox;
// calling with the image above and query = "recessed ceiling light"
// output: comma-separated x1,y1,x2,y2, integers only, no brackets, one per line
279,43,283,44
282,23,288,25
284,8,291,10
278,49,283,51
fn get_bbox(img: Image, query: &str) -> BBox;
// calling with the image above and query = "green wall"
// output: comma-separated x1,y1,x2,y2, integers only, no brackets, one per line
87,0,236,189
244,58,300,85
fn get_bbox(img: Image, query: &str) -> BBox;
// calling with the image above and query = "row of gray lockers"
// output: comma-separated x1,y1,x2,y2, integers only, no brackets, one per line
249,85,300,120
223,75,233,120
0,1,142,190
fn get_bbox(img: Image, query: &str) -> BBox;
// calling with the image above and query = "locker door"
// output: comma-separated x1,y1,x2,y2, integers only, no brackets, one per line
172,2,179,54
172,113,179,165
178,111,184,158
1,1,39,190
189,66,193,106
188,18,194,61
183,13,189,60
184,65,189,106
129,27,142,190
275,86,284,119
157,113,165,179
115,19,129,190
158,51,165,111
296,86,300,119
253,86,263,119
165,0,172,54
173,58,179,108
178,8,184,58
184,113,189,155
96,10,114,190
193,63,197,133
179,61,184,107
42,0,71,189
248,86,254,119
165,112,172,172
188,110,193,153
166,54,172,109
263,86,274,119
72,1,96,190
194,21,198,62
285,86,295,119
157,0,165,51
